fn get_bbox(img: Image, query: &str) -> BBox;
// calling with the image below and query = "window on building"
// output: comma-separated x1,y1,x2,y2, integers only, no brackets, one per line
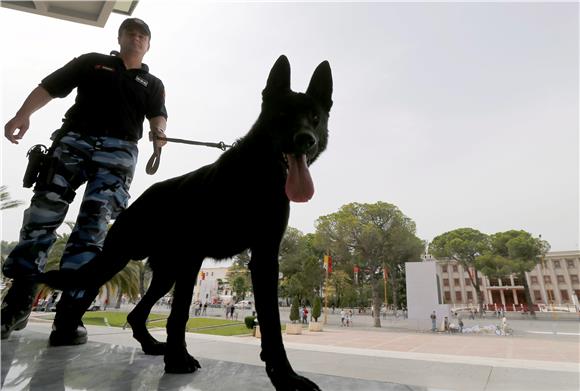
465,278,471,286
575,290,580,299
467,291,473,300
567,259,575,268
442,265,448,273
513,277,522,285
531,276,538,284
443,278,449,286
533,290,542,301
546,290,555,302
444,292,451,302
557,275,565,284
454,278,460,286
571,275,579,284
560,290,570,302
489,278,500,287
455,291,462,301
452,265,458,273
553,260,561,269
544,276,551,284
501,278,511,286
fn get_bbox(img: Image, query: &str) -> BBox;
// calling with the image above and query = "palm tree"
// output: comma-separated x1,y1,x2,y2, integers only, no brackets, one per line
0,185,24,210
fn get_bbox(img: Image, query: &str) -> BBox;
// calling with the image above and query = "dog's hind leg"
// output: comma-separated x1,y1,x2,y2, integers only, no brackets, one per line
164,263,201,374
127,265,175,355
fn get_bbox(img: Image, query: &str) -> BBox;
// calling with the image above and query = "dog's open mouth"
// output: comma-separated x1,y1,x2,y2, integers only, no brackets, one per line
284,153,314,202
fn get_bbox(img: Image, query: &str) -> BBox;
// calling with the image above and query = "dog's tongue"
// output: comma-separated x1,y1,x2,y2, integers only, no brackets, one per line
285,154,314,202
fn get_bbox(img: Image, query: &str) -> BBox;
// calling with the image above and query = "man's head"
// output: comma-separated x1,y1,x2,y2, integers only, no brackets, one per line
118,18,151,38
118,18,151,56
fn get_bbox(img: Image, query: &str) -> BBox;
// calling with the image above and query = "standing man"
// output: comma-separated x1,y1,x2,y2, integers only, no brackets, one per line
1,18,167,346
430,310,437,332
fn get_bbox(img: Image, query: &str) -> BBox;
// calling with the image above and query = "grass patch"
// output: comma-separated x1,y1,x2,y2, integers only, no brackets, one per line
81,311,167,328
195,324,253,336
80,311,252,336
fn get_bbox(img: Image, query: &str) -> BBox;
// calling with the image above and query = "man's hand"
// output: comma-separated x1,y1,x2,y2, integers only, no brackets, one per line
149,127,167,149
4,115,30,144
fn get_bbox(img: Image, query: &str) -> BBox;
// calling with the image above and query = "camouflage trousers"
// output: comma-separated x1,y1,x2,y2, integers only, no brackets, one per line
3,130,138,280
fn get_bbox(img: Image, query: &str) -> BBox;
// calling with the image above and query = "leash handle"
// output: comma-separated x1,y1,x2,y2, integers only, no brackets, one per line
146,146,161,175
146,132,162,175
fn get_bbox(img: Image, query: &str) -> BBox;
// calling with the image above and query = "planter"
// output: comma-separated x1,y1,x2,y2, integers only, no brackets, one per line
254,325,261,338
308,321,323,332
285,323,302,335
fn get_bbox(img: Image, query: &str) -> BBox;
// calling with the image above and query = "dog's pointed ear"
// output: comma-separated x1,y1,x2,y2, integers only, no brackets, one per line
307,60,333,112
263,55,291,97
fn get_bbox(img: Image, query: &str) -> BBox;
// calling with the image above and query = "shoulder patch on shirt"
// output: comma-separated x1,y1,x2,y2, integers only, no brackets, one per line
95,64,115,72
135,75,149,87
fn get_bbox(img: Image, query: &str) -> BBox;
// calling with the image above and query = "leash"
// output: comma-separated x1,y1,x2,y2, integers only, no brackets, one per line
146,133,234,175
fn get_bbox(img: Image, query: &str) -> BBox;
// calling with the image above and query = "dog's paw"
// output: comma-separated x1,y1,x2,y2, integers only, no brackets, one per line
266,365,322,391
141,340,166,356
164,349,201,374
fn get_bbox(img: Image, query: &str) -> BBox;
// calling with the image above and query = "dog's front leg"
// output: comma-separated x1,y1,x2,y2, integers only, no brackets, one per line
250,246,321,391
164,272,201,374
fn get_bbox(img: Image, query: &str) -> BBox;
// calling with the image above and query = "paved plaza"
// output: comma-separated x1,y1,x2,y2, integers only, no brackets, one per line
1,312,578,391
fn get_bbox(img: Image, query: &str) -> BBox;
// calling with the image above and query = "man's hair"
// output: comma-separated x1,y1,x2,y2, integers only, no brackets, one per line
118,18,151,38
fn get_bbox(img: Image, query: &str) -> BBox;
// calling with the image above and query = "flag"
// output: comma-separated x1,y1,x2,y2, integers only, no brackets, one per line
323,255,332,274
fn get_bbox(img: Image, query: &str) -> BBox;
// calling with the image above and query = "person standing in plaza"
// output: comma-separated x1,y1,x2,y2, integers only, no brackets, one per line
1,18,167,345
430,310,437,332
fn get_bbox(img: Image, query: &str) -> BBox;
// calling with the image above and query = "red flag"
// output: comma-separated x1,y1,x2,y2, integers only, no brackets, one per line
323,255,332,274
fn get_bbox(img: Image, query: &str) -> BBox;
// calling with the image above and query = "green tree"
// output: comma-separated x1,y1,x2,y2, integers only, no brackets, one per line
477,230,550,316
227,251,252,300
279,228,324,304
315,202,422,327
429,228,490,313
327,270,353,308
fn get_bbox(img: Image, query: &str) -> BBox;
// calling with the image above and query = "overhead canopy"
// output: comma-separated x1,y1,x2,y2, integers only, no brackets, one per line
1,1,139,27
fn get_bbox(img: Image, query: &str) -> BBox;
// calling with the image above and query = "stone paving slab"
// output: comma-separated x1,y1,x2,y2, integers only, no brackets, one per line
1,330,428,391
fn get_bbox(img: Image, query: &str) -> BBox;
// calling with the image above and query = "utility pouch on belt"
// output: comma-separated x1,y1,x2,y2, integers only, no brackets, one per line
23,144,49,188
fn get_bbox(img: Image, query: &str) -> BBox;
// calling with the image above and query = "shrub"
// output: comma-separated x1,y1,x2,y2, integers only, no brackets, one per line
290,297,300,323
312,296,322,322
244,316,256,329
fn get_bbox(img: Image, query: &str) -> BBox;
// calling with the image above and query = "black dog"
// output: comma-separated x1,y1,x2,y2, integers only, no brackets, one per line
43,55,332,391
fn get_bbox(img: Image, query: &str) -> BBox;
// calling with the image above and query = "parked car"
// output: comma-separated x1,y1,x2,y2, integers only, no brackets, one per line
234,300,253,309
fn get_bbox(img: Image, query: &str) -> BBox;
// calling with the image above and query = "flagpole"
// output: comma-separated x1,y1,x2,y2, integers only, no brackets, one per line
323,253,329,325
383,264,388,309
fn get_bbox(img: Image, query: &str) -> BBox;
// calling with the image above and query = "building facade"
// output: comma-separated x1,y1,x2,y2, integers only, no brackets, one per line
432,250,580,311
192,265,232,305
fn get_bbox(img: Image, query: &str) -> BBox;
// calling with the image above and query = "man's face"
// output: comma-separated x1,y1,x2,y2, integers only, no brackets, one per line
118,28,150,56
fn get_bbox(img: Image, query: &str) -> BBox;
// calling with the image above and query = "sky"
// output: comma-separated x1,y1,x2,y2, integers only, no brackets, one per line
1,1,578,252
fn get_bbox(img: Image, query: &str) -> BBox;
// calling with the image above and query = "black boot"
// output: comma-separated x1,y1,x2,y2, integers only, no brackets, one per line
1,280,38,340
49,288,97,346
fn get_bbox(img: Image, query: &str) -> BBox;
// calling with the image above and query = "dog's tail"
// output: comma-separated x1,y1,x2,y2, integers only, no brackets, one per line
37,251,131,291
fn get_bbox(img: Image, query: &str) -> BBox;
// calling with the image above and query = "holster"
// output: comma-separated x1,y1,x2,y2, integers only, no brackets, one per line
22,144,48,188
22,125,69,189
